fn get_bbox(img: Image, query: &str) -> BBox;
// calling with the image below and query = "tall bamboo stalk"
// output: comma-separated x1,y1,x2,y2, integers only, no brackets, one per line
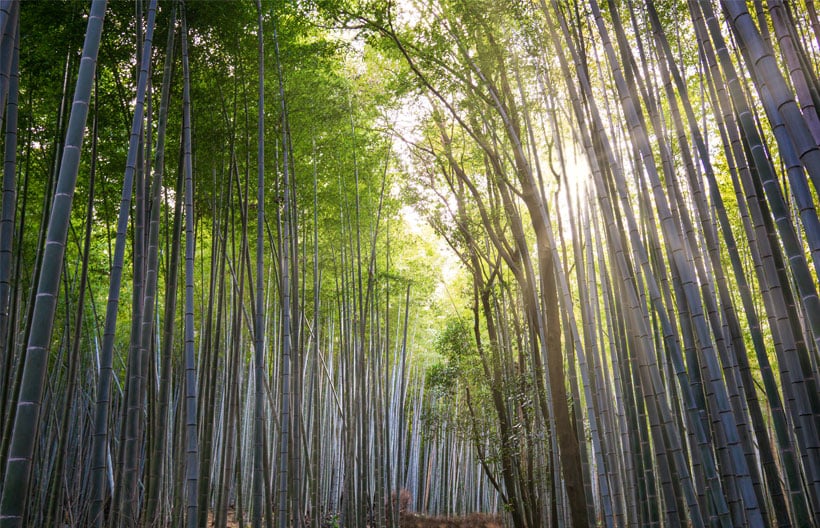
0,2,106,526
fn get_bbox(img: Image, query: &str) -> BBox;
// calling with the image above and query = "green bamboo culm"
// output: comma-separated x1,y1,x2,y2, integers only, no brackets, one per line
272,12,293,528
180,4,200,527
252,1,266,527
113,0,159,523
0,8,19,419
143,1,177,524
0,1,107,527
87,0,157,524
0,0,19,126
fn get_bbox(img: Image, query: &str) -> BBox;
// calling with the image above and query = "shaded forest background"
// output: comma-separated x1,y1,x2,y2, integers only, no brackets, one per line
0,0,819,527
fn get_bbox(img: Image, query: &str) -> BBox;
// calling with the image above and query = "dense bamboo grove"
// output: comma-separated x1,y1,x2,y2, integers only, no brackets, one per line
0,0,819,527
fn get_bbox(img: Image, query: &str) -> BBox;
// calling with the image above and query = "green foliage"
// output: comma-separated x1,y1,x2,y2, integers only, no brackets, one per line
434,317,473,364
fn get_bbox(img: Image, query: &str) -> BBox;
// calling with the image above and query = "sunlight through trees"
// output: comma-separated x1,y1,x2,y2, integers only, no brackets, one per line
0,1,819,527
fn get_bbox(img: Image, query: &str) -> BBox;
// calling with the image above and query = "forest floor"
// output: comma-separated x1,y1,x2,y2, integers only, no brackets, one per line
395,512,503,527
206,511,504,527
207,510,242,527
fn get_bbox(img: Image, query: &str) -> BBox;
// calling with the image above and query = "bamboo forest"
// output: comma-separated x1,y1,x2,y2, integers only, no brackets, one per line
4,0,820,526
